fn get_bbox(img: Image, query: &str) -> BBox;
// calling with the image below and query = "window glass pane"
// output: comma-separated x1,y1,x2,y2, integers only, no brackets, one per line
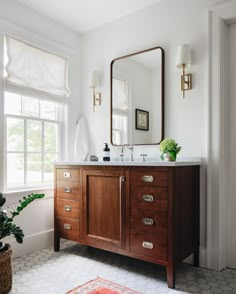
27,120,42,152
7,118,24,152
27,153,42,185
40,100,57,120
44,123,59,152
44,153,57,183
7,153,24,187
22,96,39,117
4,92,22,115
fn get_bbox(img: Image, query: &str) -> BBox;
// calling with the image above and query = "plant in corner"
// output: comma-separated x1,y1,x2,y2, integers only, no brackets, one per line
160,138,182,161
0,192,45,294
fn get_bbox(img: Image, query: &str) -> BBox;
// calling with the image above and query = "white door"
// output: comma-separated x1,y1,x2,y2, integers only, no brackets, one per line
226,21,236,269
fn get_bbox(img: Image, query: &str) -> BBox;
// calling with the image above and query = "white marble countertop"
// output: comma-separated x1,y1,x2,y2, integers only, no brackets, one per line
55,157,202,167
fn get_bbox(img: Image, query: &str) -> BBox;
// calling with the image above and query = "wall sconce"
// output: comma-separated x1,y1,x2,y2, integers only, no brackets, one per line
89,70,101,111
176,44,192,98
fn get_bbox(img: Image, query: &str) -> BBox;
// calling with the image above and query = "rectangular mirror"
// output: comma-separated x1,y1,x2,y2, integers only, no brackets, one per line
110,46,164,146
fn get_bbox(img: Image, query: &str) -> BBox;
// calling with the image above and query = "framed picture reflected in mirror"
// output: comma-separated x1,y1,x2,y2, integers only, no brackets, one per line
135,109,149,131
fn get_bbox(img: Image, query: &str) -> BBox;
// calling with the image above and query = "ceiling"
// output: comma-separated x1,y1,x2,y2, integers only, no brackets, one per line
14,0,162,33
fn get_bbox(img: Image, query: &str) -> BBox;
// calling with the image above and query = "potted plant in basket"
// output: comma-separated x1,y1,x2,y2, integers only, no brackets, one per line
160,138,182,161
0,192,45,294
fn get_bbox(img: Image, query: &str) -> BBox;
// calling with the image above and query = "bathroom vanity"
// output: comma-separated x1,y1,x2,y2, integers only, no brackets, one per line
54,160,200,288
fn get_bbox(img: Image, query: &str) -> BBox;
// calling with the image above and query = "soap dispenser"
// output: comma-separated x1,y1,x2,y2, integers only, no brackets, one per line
103,143,110,161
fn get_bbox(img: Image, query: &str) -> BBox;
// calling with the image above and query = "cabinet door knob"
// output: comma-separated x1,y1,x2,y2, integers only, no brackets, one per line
64,187,72,193
64,205,71,212
142,195,154,202
142,175,154,182
142,241,153,249
64,224,71,230
142,217,154,226
63,172,71,178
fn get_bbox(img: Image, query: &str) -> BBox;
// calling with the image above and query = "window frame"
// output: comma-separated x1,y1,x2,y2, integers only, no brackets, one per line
3,92,65,192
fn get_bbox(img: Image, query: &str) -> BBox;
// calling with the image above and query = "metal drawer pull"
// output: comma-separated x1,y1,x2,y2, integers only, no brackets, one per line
64,224,71,230
142,241,153,249
63,172,71,178
142,195,154,202
64,187,72,193
142,218,154,226
64,205,71,212
142,175,154,182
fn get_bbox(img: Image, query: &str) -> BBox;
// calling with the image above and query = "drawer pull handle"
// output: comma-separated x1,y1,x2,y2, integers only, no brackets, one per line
142,241,153,249
142,195,154,202
64,205,71,212
142,218,154,226
64,224,71,230
64,187,72,193
63,172,71,178
142,175,154,182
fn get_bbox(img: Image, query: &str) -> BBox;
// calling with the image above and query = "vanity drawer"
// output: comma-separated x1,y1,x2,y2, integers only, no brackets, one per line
130,209,167,235
131,186,168,211
55,199,79,219
55,217,79,242
56,181,80,200
130,231,167,261
56,168,80,182
130,170,168,187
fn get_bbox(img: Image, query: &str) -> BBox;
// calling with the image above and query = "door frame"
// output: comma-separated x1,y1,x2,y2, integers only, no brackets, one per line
208,0,236,270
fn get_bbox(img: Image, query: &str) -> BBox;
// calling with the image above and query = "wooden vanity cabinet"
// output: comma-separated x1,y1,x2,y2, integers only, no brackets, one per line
54,164,200,289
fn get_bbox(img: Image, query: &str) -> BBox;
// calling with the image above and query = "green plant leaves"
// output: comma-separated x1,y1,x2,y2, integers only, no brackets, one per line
0,193,45,244
0,193,6,208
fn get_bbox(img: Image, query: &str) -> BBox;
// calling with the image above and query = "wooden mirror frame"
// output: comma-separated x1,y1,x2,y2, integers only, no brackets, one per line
110,46,165,146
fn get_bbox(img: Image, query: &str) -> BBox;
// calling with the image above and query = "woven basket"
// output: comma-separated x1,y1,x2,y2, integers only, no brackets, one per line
0,244,12,294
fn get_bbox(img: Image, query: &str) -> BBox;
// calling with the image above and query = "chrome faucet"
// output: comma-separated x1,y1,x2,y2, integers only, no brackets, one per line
120,144,134,161
129,145,134,161
120,144,128,161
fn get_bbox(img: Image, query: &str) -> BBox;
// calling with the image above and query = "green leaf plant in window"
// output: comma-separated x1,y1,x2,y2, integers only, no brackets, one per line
160,138,182,162
0,193,45,293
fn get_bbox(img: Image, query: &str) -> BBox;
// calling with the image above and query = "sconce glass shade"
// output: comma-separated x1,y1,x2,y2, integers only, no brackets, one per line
89,70,100,88
176,44,191,68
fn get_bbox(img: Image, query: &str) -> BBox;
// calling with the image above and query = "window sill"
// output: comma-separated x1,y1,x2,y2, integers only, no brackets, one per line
4,186,54,198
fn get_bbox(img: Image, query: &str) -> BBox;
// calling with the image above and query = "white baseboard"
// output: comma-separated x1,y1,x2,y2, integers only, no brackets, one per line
9,229,54,258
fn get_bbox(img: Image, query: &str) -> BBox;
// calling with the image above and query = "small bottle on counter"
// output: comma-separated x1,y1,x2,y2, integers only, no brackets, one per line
103,143,110,161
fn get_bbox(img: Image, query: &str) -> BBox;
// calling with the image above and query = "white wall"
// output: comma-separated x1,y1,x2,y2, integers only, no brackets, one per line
0,0,81,257
81,0,217,266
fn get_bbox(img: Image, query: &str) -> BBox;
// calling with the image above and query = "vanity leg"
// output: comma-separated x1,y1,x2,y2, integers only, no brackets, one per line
166,264,175,289
193,249,199,267
54,235,60,252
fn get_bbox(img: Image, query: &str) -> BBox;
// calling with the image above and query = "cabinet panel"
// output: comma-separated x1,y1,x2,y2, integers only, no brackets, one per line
82,169,126,249
55,217,79,242
131,186,167,211
130,209,167,235
130,231,167,261
55,199,79,219
56,181,80,200
131,171,168,187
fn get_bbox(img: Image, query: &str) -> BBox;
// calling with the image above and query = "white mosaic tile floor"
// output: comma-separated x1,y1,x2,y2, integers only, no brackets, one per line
9,241,236,294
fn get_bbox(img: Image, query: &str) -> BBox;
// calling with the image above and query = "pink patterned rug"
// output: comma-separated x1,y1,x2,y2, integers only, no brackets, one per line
66,277,142,294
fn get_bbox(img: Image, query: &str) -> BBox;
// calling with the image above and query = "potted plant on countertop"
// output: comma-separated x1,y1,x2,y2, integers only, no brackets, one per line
0,192,45,294
160,138,182,161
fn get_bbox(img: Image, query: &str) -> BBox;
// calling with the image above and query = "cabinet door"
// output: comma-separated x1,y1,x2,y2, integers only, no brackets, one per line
81,169,126,251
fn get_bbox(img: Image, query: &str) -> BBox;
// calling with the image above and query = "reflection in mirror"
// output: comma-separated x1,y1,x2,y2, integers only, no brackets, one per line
111,47,164,146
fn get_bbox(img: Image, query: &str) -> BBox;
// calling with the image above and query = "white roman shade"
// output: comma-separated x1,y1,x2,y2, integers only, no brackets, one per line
4,36,70,101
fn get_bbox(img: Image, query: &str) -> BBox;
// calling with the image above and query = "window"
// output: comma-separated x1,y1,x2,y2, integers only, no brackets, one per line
5,92,63,190
112,77,129,145
3,36,69,191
